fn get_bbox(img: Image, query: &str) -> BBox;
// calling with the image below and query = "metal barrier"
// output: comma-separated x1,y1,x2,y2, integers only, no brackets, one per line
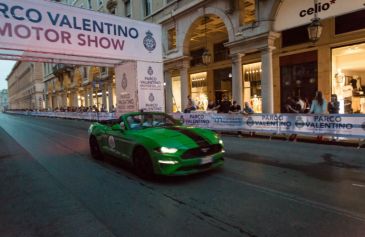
6,111,365,148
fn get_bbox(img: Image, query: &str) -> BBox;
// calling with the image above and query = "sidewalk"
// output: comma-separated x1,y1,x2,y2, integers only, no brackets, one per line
0,127,115,237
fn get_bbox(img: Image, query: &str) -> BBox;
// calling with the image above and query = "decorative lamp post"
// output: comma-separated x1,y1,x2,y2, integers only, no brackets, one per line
307,0,323,43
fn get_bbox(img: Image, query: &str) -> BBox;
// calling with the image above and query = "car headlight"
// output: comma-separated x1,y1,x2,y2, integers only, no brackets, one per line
219,139,224,145
158,147,178,154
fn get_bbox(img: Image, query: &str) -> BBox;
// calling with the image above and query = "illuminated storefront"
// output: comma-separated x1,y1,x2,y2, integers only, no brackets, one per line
243,62,262,113
332,43,365,114
190,72,208,111
273,1,365,114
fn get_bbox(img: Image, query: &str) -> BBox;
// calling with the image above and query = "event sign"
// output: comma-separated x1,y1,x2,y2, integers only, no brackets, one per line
274,0,365,31
115,61,164,114
115,62,138,115
137,61,164,112
0,0,162,62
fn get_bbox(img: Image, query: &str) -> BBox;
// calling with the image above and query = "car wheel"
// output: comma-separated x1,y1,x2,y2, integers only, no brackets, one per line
133,148,154,179
89,136,103,160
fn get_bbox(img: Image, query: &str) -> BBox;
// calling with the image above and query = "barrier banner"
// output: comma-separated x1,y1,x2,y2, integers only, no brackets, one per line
6,111,365,139
172,112,365,139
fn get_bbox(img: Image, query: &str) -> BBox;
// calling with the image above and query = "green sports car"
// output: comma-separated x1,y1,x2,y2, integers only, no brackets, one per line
88,112,224,178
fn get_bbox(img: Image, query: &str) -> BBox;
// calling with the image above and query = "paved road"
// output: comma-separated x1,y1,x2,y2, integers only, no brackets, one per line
1,113,365,237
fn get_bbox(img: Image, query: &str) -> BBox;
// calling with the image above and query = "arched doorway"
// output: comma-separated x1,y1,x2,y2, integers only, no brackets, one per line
175,13,230,111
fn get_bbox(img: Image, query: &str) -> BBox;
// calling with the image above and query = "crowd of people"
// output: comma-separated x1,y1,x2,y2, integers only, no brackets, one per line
184,95,255,115
284,91,340,115
184,90,341,116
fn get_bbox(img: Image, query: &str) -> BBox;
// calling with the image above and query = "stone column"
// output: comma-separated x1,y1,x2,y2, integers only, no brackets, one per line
89,87,94,107
231,53,243,106
108,83,114,112
180,60,190,112
164,71,173,113
102,85,107,111
85,89,89,107
261,47,274,113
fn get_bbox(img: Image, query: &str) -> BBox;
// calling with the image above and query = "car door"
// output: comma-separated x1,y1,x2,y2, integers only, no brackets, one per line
104,125,133,161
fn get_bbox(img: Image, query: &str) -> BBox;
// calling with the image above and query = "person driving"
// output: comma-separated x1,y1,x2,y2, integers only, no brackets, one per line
142,114,156,127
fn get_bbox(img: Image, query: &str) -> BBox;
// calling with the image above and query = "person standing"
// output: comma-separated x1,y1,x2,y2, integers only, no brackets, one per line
184,95,197,113
218,96,231,113
309,91,327,141
242,102,254,114
229,101,241,113
309,91,327,114
328,94,340,114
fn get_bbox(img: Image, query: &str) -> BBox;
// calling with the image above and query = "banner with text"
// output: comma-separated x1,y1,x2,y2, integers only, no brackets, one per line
0,0,162,62
137,61,164,112
115,62,137,116
172,113,365,138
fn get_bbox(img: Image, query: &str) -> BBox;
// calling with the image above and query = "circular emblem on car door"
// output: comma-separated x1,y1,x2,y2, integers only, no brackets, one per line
108,136,116,149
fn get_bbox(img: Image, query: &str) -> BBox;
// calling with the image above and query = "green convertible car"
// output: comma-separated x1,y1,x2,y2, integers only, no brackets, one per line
88,112,224,178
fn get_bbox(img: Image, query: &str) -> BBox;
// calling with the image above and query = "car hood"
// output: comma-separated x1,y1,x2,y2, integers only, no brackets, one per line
135,126,216,148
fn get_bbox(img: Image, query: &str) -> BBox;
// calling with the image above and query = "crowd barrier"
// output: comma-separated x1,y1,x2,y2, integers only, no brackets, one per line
171,112,365,148
6,111,365,148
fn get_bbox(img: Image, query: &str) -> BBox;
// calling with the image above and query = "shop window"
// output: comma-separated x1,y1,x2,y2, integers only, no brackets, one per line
214,41,229,62
239,0,256,25
101,67,107,75
214,68,232,105
332,44,365,114
190,72,208,110
83,67,88,81
281,25,310,47
144,0,152,16
190,48,204,67
335,9,365,35
98,0,103,8
243,62,262,113
125,0,131,18
167,28,176,50
280,51,318,113
171,76,181,112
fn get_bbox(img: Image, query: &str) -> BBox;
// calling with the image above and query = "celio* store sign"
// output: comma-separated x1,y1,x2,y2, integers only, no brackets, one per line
0,0,162,64
274,0,365,31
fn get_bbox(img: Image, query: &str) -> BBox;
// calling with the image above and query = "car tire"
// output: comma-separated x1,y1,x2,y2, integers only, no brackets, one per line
89,136,103,160
133,147,154,179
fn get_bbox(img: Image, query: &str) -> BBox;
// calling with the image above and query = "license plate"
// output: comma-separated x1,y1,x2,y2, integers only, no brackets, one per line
200,156,213,164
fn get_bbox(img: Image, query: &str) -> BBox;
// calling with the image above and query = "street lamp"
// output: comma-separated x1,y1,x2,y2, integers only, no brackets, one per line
307,0,323,43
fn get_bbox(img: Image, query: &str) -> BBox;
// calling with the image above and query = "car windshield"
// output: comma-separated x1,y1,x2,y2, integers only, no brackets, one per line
126,113,178,130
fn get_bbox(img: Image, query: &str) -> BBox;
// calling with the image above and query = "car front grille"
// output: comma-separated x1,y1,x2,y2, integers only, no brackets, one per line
181,144,222,159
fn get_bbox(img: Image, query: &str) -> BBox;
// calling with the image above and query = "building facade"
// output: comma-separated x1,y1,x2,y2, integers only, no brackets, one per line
0,89,8,112
7,62,44,110
8,0,365,114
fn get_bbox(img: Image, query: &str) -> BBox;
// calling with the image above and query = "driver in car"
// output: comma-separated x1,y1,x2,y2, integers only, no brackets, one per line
142,114,157,127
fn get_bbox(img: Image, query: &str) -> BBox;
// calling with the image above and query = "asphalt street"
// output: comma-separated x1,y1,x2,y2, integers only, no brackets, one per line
0,113,365,237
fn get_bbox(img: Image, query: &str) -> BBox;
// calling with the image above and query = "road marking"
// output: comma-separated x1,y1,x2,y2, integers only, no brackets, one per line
352,183,365,188
215,172,365,223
